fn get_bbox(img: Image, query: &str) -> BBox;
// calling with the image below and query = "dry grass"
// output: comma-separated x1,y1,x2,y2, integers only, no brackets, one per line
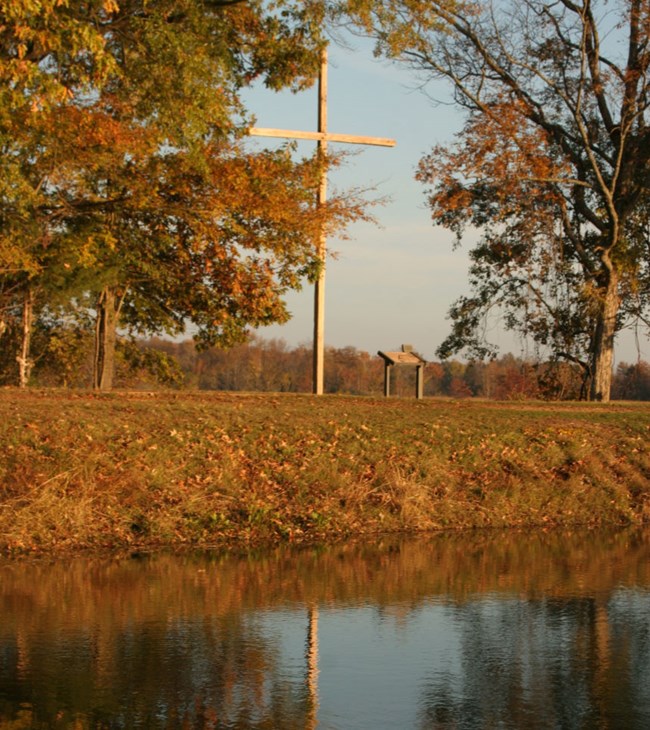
1,389,650,554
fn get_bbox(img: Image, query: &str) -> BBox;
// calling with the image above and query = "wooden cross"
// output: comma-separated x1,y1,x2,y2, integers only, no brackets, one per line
248,48,396,395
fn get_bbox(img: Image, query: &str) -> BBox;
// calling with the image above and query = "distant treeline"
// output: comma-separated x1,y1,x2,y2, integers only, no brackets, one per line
7,329,649,400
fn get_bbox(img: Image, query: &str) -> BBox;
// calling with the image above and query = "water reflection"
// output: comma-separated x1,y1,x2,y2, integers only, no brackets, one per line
1,528,650,728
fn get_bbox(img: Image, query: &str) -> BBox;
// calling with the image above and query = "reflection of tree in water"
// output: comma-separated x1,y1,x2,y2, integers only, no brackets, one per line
3,528,650,728
111,613,287,728
1,612,311,729
418,594,650,729
606,590,650,722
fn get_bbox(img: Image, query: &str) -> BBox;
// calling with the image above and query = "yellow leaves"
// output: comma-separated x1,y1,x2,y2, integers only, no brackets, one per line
71,230,117,268
103,0,120,13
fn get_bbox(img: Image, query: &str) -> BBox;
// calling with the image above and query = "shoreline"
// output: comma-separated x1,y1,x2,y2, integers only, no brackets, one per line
2,390,649,555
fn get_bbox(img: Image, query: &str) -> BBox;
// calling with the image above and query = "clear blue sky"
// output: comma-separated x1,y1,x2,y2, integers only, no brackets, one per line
242,37,647,366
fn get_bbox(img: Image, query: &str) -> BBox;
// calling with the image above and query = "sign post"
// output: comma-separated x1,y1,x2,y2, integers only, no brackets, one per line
378,345,427,399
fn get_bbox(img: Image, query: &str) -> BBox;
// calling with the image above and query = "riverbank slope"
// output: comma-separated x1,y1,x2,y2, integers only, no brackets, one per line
1,390,649,553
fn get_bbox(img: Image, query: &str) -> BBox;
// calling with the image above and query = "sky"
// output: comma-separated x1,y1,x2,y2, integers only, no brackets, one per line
242,36,648,366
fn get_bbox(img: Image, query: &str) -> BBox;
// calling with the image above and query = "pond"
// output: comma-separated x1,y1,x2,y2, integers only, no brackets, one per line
1,527,650,729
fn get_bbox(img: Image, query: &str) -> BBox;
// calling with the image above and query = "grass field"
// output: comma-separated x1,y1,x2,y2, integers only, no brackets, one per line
2,389,650,554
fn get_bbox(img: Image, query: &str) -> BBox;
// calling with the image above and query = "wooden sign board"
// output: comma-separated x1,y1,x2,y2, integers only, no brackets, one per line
377,351,425,366
377,349,426,399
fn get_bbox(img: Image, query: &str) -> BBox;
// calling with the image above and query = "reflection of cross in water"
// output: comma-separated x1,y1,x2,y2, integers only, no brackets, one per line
249,47,395,395
305,604,319,729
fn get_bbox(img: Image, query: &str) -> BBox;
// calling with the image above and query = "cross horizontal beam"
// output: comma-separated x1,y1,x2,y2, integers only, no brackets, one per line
246,48,395,395
248,127,396,147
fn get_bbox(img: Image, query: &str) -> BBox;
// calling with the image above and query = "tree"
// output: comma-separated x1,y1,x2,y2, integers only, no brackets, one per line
1,0,370,390
0,0,119,383
612,360,650,400
341,0,650,401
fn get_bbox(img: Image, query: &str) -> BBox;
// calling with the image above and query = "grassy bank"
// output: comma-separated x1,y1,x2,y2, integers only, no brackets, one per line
1,389,650,554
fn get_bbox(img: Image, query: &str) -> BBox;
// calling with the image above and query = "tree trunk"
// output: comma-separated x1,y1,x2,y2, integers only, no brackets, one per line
590,270,619,403
93,286,123,391
16,286,34,389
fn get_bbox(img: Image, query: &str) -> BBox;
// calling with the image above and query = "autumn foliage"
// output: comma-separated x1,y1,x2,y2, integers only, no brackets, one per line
0,1,370,390
342,0,650,402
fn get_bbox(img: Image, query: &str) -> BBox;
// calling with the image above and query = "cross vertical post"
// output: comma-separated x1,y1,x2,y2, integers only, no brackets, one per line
313,51,327,394
248,47,395,395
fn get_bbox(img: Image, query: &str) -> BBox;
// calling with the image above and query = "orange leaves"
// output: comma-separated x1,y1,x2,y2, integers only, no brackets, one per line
46,105,154,163
418,96,569,230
